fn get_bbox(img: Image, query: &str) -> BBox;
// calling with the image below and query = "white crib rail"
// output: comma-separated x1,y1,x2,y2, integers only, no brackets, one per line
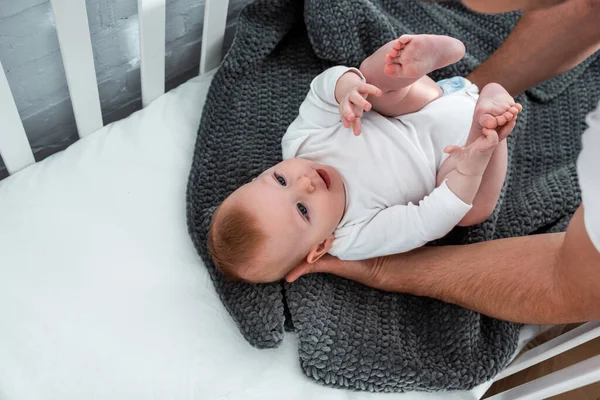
138,0,166,107
200,0,230,74
50,0,103,138
490,321,600,399
0,62,35,175
0,0,229,176
488,354,600,400
495,321,600,381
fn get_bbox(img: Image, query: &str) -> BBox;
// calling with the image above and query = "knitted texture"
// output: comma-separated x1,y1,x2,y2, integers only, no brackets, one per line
186,0,600,392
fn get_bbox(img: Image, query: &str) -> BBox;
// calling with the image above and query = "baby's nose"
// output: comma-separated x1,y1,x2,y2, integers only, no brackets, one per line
300,175,315,193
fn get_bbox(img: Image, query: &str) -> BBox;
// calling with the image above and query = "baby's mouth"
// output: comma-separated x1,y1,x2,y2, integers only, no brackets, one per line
316,168,331,190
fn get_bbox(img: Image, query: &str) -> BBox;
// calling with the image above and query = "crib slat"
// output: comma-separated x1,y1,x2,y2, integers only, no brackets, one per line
50,0,103,137
494,321,600,381
199,0,229,74
0,61,35,175
138,0,166,107
487,354,600,400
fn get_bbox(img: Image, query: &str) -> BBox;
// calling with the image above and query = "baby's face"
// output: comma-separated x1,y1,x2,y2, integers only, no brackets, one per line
229,158,346,282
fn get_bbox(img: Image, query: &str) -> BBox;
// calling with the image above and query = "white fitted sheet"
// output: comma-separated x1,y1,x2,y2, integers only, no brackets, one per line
0,70,540,400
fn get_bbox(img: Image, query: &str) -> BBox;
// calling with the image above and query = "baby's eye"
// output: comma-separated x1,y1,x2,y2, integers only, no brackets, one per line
275,174,286,186
297,203,308,218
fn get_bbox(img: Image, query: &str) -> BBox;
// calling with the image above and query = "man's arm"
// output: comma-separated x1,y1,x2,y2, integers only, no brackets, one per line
466,0,600,96
286,205,600,324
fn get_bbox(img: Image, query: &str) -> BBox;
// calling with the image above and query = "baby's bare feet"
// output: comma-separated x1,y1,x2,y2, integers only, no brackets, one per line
444,83,521,177
384,34,466,79
473,83,522,141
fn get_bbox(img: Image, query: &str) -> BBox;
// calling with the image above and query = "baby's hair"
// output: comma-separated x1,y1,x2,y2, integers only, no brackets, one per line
207,203,265,282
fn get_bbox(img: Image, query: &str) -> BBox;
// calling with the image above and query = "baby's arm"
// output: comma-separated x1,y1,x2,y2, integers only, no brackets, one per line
336,182,472,260
442,126,503,208
341,131,500,260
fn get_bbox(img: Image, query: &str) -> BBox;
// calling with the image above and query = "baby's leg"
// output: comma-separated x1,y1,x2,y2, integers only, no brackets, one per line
437,83,522,226
359,35,465,117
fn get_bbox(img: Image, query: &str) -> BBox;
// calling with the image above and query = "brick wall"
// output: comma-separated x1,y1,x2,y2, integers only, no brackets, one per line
0,0,251,178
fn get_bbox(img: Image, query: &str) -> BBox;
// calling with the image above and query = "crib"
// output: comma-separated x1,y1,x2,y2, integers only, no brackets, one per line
0,0,598,399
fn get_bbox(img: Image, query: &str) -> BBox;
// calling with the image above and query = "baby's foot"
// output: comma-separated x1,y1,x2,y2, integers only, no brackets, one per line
384,34,466,79
473,83,522,142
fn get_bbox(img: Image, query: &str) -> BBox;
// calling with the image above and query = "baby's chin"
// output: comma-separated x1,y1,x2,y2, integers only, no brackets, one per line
325,165,347,217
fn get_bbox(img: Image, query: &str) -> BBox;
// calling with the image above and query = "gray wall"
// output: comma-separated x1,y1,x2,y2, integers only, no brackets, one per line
0,0,252,179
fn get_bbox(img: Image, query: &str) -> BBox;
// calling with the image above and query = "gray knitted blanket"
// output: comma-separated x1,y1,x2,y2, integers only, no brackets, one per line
186,0,600,392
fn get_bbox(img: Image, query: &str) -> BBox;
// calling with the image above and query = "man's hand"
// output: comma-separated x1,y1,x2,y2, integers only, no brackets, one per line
335,72,381,136
285,254,395,290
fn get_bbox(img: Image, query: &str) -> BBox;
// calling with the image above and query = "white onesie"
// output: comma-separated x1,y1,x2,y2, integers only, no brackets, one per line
282,66,477,260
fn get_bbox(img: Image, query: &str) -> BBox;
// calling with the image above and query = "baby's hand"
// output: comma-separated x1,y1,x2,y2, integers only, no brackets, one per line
444,127,501,177
339,82,381,136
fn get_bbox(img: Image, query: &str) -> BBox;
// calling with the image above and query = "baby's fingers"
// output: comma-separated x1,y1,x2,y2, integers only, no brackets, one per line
342,116,352,128
482,127,500,141
350,91,372,112
342,100,356,122
444,145,462,155
352,118,362,136
358,83,382,98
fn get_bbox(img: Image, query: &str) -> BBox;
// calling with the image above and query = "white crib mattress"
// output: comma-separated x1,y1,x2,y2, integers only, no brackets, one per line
0,70,540,400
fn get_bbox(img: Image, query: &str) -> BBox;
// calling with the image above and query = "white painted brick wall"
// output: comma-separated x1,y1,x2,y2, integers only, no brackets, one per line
0,0,252,178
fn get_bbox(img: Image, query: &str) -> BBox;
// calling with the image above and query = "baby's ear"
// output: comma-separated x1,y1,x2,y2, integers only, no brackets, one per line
306,234,335,264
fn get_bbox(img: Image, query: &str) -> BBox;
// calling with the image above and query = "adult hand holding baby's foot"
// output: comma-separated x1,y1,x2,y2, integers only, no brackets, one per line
338,82,381,136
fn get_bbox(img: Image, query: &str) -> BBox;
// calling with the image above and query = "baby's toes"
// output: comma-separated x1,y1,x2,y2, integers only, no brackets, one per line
398,35,413,45
502,110,515,122
495,114,508,126
384,63,403,77
389,40,405,58
509,106,520,116
385,54,401,64
480,114,499,129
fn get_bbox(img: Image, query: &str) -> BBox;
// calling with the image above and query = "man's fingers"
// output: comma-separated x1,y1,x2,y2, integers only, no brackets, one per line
285,255,387,291
359,83,382,97
285,256,344,283
285,261,314,283
350,91,372,111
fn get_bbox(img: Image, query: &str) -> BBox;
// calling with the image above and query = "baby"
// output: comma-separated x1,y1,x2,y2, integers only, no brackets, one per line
208,34,521,283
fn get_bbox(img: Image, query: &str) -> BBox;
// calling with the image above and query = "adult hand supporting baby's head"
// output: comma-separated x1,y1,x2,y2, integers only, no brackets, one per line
285,254,400,292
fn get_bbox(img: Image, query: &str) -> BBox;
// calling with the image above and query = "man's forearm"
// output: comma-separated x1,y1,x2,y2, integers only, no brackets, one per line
384,234,568,323
374,206,600,324
467,0,600,96
288,207,600,323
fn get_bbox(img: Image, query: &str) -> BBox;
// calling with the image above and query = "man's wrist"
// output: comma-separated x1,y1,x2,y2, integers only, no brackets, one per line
370,254,414,294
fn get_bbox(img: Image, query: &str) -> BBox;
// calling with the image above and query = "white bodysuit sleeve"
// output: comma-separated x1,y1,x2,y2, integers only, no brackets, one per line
282,66,365,159
336,181,473,260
